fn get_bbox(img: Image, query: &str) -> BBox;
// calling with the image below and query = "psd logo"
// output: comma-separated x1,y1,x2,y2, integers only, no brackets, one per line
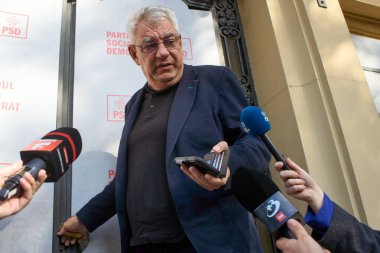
107,95,130,122
108,169,116,183
181,38,193,60
0,11,29,39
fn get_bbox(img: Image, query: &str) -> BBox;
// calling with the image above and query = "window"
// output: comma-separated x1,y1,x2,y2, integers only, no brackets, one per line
351,34,380,116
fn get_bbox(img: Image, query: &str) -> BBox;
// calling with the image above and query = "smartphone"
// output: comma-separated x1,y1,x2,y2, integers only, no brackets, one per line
174,150,230,178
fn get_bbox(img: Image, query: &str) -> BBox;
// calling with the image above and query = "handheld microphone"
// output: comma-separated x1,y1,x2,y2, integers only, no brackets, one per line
0,127,82,201
240,106,291,170
231,166,303,240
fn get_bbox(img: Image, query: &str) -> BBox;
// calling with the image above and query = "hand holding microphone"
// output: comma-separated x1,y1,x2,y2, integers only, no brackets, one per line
240,106,323,209
274,159,331,253
0,127,82,201
275,158,324,214
276,219,331,253
0,161,47,218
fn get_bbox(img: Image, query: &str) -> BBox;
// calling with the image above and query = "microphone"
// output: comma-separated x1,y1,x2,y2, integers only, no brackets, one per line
231,166,304,240
240,106,291,170
0,127,82,201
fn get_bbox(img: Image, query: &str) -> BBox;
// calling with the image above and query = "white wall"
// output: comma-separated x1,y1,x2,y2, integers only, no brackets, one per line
0,1,62,252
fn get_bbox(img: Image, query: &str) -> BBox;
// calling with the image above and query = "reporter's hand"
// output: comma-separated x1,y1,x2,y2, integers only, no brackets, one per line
57,215,89,247
180,141,230,191
0,161,47,218
275,158,324,213
276,219,331,253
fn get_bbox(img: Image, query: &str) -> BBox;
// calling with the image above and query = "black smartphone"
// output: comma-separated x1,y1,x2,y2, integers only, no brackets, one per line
174,150,230,178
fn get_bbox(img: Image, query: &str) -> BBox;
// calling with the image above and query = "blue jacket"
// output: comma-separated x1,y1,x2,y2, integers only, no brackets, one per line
77,64,271,252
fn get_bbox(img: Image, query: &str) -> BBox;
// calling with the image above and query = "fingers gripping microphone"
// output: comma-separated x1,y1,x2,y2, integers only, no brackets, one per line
231,166,304,240
0,127,82,201
240,106,291,170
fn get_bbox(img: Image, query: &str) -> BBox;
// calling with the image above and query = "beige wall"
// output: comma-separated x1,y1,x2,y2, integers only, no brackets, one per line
238,0,380,238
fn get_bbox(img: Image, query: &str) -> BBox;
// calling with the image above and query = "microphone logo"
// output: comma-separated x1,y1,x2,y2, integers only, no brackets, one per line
266,199,280,218
241,122,250,134
261,111,269,122
25,139,63,151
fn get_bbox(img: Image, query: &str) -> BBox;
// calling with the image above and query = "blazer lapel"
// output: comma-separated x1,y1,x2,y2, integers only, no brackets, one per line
166,65,198,164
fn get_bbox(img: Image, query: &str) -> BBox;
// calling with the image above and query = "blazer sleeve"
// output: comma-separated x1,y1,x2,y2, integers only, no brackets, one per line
314,203,380,253
218,67,271,181
76,171,117,232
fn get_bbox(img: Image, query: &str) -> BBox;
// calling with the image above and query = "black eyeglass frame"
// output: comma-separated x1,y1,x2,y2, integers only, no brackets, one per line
131,35,182,54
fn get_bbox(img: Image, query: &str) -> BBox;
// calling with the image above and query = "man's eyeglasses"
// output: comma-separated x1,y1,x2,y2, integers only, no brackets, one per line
133,35,181,54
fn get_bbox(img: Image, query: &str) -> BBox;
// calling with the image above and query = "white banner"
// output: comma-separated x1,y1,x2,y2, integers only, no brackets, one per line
0,0,62,252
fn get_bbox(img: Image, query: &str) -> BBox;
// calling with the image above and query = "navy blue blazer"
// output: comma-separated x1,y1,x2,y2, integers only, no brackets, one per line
77,64,271,252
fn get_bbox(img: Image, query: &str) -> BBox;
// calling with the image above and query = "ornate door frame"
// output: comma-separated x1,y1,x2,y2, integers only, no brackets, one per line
182,0,258,105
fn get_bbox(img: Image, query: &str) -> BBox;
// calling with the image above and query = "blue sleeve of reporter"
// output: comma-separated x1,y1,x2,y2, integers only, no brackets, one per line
304,193,335,240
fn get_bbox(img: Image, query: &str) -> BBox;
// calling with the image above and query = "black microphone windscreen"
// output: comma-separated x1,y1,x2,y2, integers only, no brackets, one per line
19,127,82,182
0,127,83,200
232,166,279,213
42,127,82,163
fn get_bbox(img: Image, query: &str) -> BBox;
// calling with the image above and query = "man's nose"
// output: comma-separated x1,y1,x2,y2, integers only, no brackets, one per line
155,42,170,57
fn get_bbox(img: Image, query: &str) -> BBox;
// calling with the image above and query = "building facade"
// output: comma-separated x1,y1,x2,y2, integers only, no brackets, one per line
237,0,380,250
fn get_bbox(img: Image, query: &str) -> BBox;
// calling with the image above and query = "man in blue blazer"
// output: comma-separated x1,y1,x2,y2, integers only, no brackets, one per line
58,6,271,253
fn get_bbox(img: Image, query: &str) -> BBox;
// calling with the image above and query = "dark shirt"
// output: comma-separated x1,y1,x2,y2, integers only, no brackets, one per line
126,83,186,246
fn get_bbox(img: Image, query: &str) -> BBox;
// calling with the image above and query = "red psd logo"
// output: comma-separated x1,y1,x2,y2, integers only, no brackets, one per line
0,11,29,39
181,38,193,60
108,169,116,183
107,95,130,122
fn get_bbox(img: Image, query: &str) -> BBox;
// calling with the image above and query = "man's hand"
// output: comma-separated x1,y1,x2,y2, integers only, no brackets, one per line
180,141,230,191
57,215,89,248
276,219,330,253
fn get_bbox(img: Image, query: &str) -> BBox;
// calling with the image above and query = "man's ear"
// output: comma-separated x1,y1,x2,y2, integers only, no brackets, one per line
128,46,140,65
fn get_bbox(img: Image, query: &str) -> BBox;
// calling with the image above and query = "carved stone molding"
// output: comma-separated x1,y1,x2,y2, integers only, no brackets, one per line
215,1,240,38
182,0,258,105
213,0,258,105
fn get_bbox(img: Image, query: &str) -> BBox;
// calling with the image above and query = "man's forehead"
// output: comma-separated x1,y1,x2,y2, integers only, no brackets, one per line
135,20,176,39
141,32,176,42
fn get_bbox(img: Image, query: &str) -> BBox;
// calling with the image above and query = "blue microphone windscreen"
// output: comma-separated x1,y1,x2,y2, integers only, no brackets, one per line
240,106,271,136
